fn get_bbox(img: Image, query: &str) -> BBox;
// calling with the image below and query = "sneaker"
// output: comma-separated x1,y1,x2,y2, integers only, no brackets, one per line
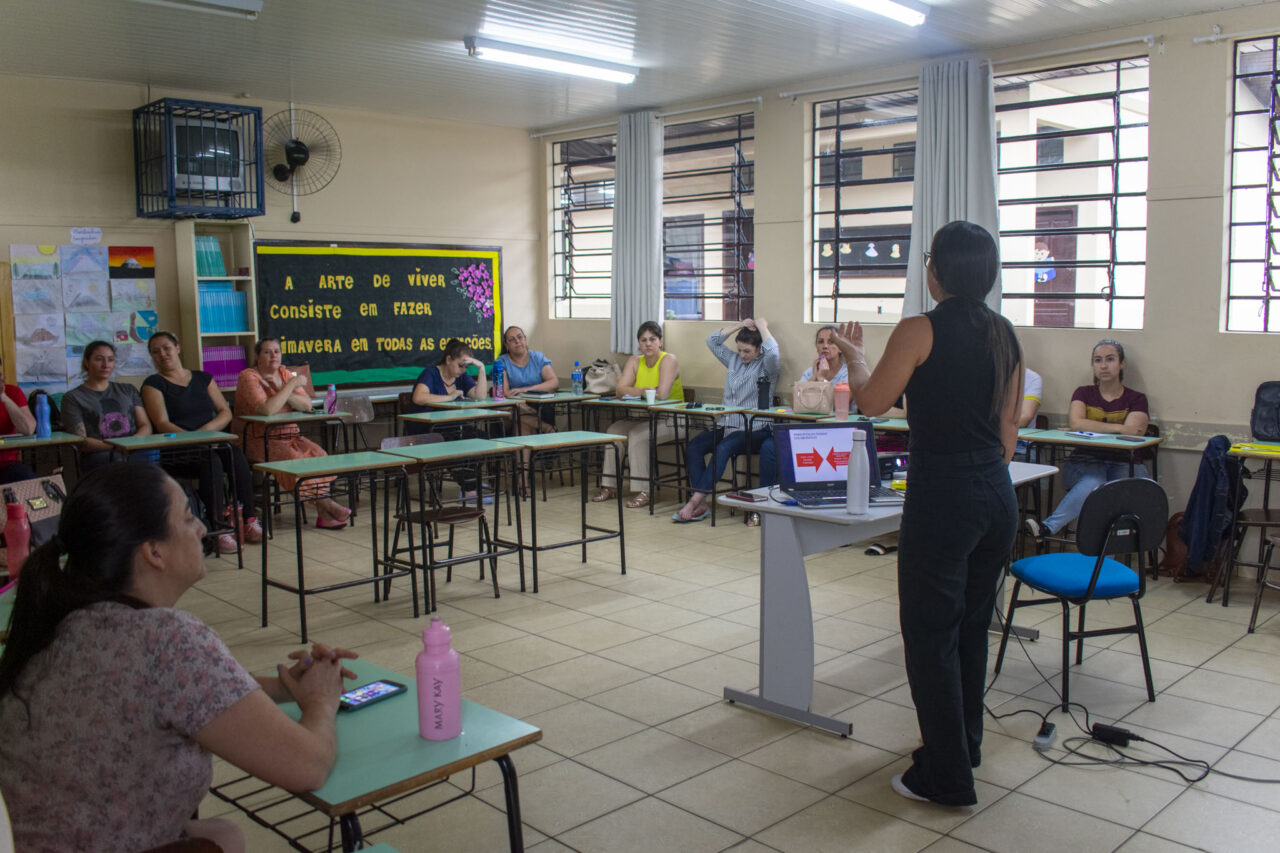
891,773,929,802
213,533,238,554
1024,517,1045,539
242,516,264,544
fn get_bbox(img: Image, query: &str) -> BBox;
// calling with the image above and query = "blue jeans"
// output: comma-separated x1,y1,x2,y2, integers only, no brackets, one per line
1043,457,1150,534
898,447,1017,805
757,435,778,487
687,427,768,495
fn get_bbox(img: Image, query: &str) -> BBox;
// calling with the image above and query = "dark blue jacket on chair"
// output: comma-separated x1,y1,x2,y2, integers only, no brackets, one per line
1180,435,1245,575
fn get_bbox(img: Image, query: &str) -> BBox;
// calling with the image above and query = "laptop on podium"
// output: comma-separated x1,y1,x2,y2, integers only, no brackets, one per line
774,422,904,508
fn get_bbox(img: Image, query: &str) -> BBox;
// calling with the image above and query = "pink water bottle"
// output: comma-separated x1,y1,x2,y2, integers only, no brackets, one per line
416,618,461,740
5,503,30,578
833,382,851,421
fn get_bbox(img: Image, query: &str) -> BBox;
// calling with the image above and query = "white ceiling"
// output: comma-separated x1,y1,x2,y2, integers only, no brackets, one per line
1,0,1270,130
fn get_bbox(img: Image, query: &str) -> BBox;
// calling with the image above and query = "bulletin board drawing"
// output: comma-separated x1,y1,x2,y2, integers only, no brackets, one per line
255,241,503,385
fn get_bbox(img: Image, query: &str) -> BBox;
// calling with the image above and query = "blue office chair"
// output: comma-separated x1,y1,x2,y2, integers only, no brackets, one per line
993,477,1168,710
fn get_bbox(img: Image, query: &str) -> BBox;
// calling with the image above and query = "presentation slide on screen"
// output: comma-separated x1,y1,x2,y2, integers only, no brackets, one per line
785,427,854,483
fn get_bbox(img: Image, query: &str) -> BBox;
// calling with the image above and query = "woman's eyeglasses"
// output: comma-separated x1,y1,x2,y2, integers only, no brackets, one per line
921,251,932,268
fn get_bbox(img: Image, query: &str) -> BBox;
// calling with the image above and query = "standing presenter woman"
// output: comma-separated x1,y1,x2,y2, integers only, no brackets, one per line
834,221,1022,806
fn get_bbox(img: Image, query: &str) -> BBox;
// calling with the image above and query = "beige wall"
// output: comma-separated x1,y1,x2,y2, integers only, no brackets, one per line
0,75,541,371
2,2,1278,511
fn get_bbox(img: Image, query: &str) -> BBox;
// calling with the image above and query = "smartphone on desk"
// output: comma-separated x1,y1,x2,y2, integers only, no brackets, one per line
339,679,407,712
725,491,767,503
1113,435,1147,443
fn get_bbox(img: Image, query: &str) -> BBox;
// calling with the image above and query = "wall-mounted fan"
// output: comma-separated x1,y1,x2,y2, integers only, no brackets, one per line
262,106,342,222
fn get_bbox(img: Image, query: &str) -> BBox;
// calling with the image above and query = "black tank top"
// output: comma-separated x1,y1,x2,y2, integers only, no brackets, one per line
905,296,1010,454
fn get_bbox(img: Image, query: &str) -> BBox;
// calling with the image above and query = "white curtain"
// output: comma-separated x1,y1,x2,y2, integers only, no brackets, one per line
902,59,1000,317
610,110,664,353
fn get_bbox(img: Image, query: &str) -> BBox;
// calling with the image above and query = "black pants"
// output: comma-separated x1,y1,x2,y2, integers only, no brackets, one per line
164,446,255,522
897,447,1017,805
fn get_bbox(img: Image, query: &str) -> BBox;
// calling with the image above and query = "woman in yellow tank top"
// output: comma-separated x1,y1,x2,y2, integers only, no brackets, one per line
593,320,682,508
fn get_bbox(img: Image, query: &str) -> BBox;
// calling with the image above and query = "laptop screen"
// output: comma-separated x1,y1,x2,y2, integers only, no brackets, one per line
774,422,878,493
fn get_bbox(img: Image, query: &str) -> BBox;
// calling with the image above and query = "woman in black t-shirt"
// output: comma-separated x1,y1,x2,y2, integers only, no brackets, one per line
142,332,260,551
833,221,1023,807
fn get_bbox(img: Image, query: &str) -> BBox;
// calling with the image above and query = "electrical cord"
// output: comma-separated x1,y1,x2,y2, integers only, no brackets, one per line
983,602,1280,784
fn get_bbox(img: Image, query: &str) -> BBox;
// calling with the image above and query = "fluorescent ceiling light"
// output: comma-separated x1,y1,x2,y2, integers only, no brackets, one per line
131,0,262,19
479,22,635,65
834,0,928,27
464,36,638,85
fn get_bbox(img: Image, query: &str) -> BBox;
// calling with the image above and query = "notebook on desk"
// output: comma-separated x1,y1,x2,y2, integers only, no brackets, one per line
775,422,904,508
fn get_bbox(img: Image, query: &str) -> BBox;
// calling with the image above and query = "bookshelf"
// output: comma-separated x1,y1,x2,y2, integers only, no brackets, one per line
174,219,259,389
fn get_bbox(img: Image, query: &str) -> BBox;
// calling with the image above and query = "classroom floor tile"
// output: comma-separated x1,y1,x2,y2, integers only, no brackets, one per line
198,480,1280,851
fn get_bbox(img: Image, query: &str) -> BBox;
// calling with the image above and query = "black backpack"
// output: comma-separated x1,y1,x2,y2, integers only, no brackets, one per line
1250,381,1280,442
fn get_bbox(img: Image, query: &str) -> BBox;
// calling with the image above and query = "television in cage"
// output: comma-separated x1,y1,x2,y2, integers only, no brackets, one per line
172,117,245,195
134,98,264,218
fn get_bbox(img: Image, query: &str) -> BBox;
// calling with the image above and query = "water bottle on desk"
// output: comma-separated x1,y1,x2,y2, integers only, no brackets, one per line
35,394,51,439
416,618,461,740
846,431,870,516
324,384,337,415
756,374,771,410
571,361,584,396
491,362,504,400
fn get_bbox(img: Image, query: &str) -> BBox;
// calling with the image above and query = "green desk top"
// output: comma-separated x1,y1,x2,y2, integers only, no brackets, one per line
425,398,520,409
255,450,407,478
286,660,541,813
398,409,512,425
107,430,237,450
0,584,14,641
0,431,83,449
1020,429,1161,449
743,408,836,422
495,430,623,450
581,397,681,408
812,416,910,432
663,402,745,415
513,391,599,403
239,411,351,423
379,438,515,463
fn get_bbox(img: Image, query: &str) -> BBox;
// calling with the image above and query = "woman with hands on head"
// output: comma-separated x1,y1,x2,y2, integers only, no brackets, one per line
232,337,350,528
594,321,683,509
0,464,358,853
673,317,778,523
832,221,1023,808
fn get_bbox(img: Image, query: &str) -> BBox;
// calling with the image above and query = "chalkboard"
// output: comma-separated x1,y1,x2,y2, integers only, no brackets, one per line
254,240,501,385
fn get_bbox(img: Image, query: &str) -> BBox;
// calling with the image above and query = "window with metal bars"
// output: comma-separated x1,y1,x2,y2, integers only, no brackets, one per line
996,57,1149,330
808,57,1149,328
550,114,755,320
1226,37,1280,332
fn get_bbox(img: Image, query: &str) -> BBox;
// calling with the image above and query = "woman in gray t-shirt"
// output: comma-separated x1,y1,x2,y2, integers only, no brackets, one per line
61,340,153,470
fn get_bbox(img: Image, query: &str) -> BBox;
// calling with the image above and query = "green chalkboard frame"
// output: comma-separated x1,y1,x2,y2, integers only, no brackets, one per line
254,240,502,387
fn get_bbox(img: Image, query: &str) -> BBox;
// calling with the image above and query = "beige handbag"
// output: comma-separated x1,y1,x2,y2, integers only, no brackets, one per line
584,359,621,394
791,379,834,414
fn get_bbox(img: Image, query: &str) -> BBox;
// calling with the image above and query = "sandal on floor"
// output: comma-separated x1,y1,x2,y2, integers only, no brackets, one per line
671,508,709,523
591,487,617,503
626,491,650,509
316,515,347,529
744,511,761,527
864,542,898,556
